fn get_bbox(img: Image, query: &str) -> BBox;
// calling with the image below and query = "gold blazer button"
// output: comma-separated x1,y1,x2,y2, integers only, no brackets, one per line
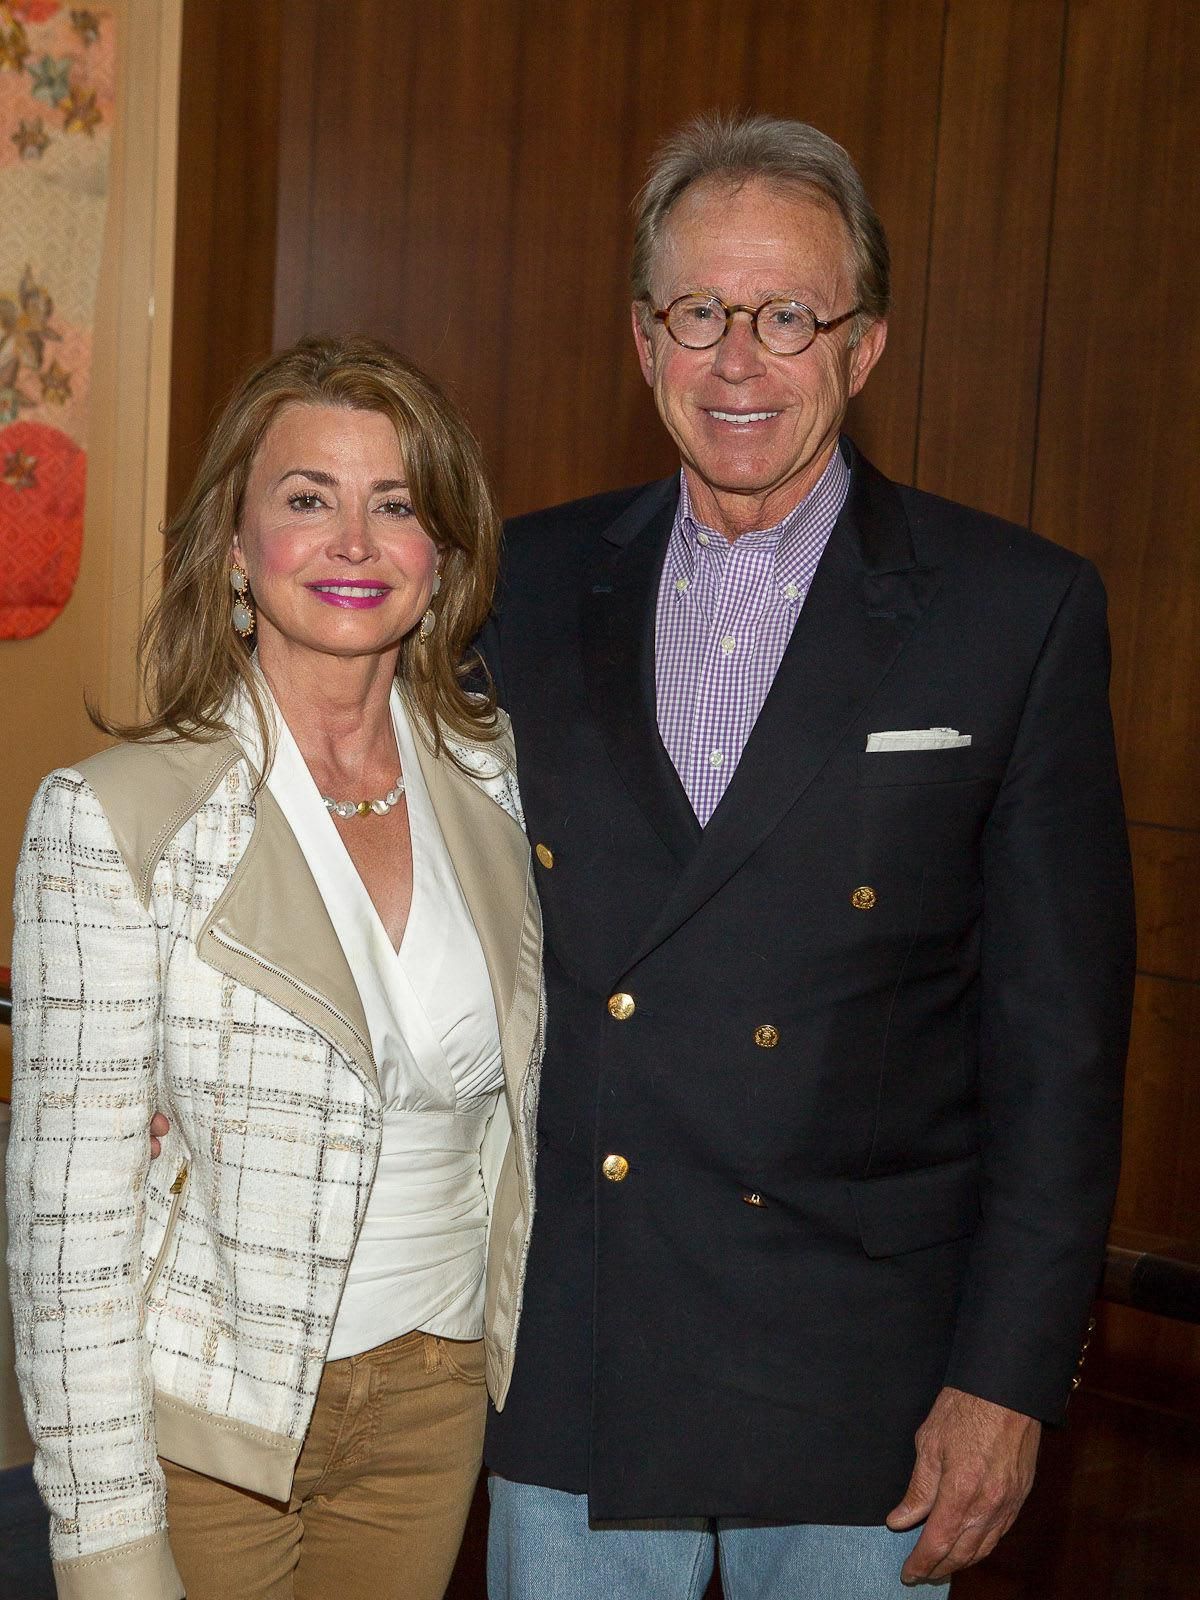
851,885,877,910
535,843,554,869
741,1192,767,1207
753,1025,780,1049
607,992,636,1020
602,1154,630,1182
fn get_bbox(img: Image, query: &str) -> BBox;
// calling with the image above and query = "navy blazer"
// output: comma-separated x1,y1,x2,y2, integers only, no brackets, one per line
483,439,1135,1521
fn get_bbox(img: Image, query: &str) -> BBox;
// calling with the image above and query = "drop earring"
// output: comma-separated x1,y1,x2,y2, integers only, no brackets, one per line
418,570,441,642
230,563,255,638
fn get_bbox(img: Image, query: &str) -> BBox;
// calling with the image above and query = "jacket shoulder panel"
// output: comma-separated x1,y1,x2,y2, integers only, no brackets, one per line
77,737,243,907
895,481,1088,587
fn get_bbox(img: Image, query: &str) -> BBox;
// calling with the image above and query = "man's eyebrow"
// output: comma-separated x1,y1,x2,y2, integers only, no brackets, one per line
680,286,815,303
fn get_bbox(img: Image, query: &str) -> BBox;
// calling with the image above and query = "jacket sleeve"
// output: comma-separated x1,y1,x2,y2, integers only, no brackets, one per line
6,771,184,1600
943,559,1136,1421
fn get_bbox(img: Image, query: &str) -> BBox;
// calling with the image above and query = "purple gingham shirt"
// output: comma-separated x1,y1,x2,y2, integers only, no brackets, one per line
655,446,850,825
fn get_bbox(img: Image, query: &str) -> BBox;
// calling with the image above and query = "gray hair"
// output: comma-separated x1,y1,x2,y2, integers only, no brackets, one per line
631,112,891,339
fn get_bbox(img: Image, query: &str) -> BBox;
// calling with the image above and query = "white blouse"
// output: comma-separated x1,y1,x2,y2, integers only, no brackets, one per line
259,683,504,1358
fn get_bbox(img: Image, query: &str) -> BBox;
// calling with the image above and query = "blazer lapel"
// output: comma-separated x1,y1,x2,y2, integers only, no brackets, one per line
624,447,941,971
199,783,378,1092
410,724,542,1106
580,478,703,865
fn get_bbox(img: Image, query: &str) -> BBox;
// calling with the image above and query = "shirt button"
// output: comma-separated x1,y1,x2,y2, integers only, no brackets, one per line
784,582,800,601
675,576,690,593
709,749,724,768
602,1154,630,1182
720,635,736,655
696,531,710,546
607,992,636,1020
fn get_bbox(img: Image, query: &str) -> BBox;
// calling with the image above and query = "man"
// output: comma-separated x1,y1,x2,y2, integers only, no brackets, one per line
480,114,1135,1598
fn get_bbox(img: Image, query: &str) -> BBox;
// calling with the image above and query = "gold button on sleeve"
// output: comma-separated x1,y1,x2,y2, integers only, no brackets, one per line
607,992,636,1020
741,1191,767,1207
851,885,877,910
753,1024,780,1049
535,843,554,869
602,1154,630,1182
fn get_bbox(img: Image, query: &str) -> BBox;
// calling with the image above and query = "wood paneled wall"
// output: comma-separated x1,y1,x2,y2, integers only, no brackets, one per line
172,0,1199,1414
167,0,282,516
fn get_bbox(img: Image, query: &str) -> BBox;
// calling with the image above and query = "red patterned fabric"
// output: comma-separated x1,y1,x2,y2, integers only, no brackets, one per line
0,419,85,636
0,3,115,638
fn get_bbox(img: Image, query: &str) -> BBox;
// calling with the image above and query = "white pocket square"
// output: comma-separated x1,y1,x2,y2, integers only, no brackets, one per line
865,728,972,752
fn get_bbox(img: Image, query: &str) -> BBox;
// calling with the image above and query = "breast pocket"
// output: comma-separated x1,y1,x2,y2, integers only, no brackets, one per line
857,748,1003,787
855,748,1004,880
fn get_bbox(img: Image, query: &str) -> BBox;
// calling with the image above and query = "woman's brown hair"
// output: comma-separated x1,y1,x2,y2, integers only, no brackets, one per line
98,334,501,766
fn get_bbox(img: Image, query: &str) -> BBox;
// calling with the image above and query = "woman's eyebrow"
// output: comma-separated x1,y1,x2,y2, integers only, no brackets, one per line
274,470,410,492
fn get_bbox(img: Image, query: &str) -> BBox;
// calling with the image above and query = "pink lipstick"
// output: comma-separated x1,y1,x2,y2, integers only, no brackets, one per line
306,581,393,609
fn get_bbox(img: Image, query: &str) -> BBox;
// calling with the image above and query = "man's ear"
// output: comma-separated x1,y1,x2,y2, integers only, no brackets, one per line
631,302,656,387
848,317,887,399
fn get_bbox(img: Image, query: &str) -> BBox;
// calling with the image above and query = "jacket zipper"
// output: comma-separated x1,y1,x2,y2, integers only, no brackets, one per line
142,1161,188,1307
207,928,373,1065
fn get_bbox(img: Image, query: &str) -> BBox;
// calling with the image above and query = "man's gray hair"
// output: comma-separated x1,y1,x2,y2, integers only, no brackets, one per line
631,112,891,336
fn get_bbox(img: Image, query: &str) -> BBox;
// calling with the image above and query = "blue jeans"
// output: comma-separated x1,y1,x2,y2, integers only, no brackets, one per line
487,1476,934,1600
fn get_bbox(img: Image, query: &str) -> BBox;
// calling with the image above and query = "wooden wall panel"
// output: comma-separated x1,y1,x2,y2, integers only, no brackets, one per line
1032,0,1200,831
1026,0,1200,1420
167,0,283,516
1094,970,1200,1415
1112,978,1200,1243
1131,825,1200,985
272,0,944,516
915,0,1065,523
1090,1303,1200,1423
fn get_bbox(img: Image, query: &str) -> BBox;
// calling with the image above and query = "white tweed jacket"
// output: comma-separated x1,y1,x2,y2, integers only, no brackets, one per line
6,711,543,1600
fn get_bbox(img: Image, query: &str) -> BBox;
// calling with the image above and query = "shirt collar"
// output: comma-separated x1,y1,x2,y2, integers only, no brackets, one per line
669,443,850,600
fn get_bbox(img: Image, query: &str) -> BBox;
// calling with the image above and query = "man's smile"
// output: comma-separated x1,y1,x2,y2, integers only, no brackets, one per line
705,408,781,425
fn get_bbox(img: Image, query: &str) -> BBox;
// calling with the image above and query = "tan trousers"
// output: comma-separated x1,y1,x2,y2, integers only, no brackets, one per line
162,1329,487,1600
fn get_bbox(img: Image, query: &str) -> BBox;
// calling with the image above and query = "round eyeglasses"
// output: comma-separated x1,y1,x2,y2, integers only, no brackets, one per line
650,293,863,356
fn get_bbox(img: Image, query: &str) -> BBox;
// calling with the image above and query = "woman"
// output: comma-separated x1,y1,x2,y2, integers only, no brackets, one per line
7,335,543,1600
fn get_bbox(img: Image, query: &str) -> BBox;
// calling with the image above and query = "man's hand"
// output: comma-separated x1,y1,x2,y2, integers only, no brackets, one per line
886,1385,1041,1585
149,1112,170,1159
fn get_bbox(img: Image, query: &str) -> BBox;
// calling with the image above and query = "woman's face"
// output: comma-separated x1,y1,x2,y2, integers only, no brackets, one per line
232,402,439,670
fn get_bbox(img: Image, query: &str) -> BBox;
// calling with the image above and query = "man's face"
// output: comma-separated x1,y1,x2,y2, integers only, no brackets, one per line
632,178,886,538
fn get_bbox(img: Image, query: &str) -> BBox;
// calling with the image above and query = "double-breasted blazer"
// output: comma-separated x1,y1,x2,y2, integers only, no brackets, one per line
7,708,543,1600
482,439,1135,1522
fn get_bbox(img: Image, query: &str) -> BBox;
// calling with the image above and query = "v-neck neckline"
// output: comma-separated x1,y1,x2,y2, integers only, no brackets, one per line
315,687,421,961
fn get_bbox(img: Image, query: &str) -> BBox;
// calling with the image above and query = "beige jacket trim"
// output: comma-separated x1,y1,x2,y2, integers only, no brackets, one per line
155,1390,300,1503
53,1532,184,1600
80,735,241,908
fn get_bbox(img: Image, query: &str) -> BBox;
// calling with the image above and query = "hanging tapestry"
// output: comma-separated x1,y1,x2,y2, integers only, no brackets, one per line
0,3,115,639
